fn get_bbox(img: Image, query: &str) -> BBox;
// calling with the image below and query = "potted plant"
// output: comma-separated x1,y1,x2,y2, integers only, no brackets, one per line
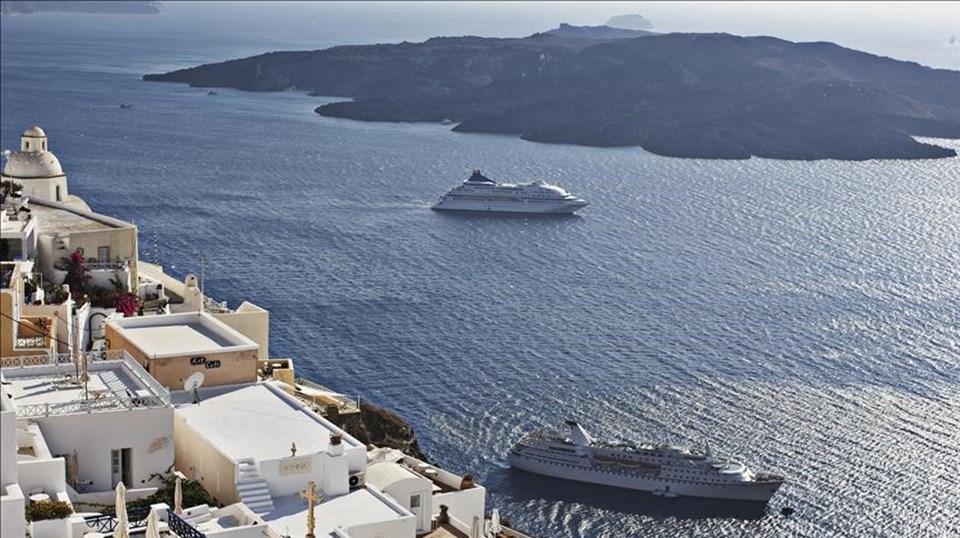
25,499,73,538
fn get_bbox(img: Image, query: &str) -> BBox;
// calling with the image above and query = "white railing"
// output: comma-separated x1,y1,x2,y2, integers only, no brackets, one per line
0,353,50,368
122,352,170,405
83,261,128,271
14,337,46,348
0,350,125,369
15,394,169,418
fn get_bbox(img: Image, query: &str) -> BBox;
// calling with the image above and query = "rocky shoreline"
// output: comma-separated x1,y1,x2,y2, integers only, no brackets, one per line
346,401,430,462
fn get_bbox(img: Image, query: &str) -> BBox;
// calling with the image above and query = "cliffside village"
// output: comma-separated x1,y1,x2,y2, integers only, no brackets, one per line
1,125,520,538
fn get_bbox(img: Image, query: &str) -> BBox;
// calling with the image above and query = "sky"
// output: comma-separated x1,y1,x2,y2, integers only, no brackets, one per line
171,1,960,70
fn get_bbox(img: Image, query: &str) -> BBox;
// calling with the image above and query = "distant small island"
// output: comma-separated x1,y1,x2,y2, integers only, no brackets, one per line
0,1,162,16
606,14,655,30
143,24,960,160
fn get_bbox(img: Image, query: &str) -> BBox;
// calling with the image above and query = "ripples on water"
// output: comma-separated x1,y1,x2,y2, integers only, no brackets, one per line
3,13,960,537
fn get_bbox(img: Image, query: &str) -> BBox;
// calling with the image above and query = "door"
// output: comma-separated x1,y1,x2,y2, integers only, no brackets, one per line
111,448,132,487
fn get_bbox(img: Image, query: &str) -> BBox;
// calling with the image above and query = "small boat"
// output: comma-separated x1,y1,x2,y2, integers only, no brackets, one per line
652,488,679,498
119,103,133,109
207,91,218,96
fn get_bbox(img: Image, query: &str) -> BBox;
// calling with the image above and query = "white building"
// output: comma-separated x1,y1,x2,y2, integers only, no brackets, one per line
367,449,486,537
171,382,367,511
1,196,38,262
170,381,491,538
1,126,76,207
1,351,174,498
105,311,261,390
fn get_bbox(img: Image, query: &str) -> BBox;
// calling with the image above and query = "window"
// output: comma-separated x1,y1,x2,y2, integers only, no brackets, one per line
98,246,110,263
409,494,421,509
55,186,62,201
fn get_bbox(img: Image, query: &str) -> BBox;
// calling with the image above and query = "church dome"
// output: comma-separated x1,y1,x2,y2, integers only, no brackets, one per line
3,124,65,179
3,150,64,179
23,125,46,138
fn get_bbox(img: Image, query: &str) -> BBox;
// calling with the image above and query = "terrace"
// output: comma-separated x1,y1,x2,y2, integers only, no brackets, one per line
1,350,171,418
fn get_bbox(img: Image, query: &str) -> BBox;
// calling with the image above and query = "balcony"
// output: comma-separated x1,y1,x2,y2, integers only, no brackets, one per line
10,315,56,355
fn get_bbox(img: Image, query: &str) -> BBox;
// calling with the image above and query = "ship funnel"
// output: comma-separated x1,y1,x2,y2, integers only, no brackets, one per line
566,420,594,446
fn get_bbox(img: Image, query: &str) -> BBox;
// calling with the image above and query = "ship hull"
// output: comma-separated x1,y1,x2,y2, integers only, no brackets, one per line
508,452,782,502
431,199,587,214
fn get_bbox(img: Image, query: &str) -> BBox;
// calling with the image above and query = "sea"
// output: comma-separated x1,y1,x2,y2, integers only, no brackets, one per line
2,4,959,537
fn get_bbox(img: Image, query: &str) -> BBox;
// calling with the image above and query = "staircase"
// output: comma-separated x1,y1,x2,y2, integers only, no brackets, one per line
236,458,274,514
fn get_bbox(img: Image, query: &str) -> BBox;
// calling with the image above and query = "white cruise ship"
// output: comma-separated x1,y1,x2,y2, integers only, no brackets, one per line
509,421,785,502
432,170,588,214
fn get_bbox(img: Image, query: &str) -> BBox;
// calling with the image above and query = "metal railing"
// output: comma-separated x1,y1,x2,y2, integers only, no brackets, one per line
16,394,169,418
83,505,151,535
167,511,208,538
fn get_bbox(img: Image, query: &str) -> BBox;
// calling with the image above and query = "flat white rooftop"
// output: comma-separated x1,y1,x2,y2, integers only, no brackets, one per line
260,488,411,538
173,382,358,462
31,199,133,234
120,325,233,355
108,312,257,359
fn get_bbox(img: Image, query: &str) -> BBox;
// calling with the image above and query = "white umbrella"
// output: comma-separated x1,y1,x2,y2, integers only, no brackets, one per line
489,509,502,537
114,481,129,538
144,507,161,538
470,515,482,538
174,475,183,515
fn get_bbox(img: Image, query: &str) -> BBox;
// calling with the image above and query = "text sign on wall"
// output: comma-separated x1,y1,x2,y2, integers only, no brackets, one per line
279,456,312,476
189,356,221,369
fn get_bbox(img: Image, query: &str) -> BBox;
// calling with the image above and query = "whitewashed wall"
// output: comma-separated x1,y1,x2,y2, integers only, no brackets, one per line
0,483,26,538
433,486,486,534
36,406,173,492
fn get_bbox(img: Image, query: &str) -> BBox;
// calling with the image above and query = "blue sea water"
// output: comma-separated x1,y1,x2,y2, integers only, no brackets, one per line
2,6,960,537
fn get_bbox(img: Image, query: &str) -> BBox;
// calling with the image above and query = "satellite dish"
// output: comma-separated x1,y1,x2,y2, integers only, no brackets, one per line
185,372,205,404
184,372,205,392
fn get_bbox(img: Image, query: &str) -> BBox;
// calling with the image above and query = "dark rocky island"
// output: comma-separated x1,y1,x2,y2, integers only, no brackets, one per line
144,26,960,160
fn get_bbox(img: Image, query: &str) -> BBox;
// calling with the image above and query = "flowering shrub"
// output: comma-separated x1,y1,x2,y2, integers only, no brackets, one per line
114,291,140,317
60,251,90,304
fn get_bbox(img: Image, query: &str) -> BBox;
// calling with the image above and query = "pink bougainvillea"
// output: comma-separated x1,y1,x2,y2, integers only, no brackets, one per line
114,291,140,317
60,251,90,304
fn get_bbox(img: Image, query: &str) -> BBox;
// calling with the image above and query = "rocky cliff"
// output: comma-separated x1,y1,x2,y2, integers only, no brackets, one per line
344,402,430,462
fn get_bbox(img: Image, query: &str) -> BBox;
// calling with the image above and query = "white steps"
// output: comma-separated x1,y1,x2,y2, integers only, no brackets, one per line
235,458,274,514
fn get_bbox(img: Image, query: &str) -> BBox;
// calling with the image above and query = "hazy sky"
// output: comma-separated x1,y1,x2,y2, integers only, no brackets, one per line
180,1,959,69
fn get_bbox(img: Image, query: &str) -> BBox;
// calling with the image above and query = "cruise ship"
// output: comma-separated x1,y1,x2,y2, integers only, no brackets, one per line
509,421,785,502
431,170,588,214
